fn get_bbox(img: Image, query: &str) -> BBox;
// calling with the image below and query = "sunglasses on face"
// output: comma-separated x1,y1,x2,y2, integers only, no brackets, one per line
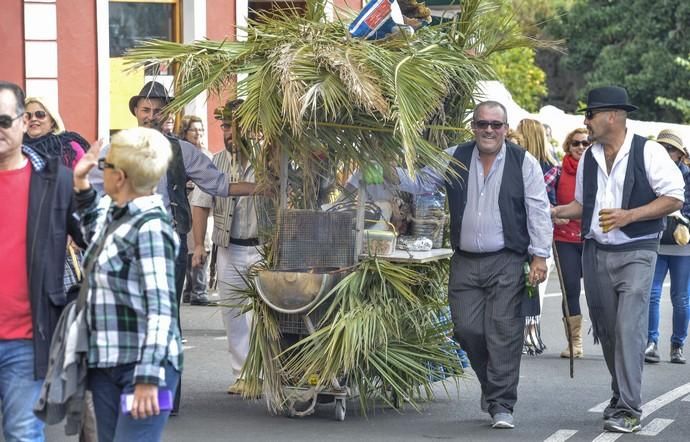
584,109,615,120
472,120,506,130
570,140,591,148
25,110,48,120
0,113,24,129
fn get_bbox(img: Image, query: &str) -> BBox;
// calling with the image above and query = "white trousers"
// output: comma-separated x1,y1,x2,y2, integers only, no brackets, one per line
217,243,261,378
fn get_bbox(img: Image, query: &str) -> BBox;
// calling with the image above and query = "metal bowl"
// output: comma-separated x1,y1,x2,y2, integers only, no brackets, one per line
255,270,336,314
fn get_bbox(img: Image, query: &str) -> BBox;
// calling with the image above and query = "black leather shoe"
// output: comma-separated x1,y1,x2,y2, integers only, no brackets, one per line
644,341,660,363
671,344,686,364
190,296,210,306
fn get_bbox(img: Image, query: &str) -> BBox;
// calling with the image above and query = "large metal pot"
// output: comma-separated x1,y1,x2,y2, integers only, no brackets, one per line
254,270,336,314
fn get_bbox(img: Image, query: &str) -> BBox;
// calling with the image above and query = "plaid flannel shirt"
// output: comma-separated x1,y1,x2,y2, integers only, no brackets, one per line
76,190,182,386
543,165,560,206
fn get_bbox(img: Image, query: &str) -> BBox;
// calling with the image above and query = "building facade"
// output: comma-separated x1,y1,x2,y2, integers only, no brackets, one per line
1,0,362,151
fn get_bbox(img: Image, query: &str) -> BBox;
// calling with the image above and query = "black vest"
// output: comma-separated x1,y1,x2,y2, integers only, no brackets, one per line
445,141,530,254
581,134,663,239
166,136,191,234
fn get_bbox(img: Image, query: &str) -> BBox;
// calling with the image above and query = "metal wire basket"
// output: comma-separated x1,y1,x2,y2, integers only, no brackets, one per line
274,209,355,271
277,301,331,335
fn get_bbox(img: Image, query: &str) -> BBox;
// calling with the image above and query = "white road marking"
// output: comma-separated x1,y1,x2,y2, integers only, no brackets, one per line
638,418,674,436
588,400,608,413
182,345,196,350
544,429,577,442
591,433,621,442
213,336,227,340
682,394,690,402
641,382,690,417
590,382,690,440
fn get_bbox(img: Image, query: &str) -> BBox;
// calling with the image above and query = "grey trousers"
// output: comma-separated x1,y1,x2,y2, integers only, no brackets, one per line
448,250,526,416
582,240,657,419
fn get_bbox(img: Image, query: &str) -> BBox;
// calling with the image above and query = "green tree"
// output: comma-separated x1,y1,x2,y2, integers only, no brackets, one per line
546,0,690,122
489,47,547,112
657,55,690,122
485,0,559,112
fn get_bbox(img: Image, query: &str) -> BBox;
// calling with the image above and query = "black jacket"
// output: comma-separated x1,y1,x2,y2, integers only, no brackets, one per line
24,147,84,379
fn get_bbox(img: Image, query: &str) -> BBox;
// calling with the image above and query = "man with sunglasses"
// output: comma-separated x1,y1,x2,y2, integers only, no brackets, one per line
552,86,685,433
398,100,552,429
0,81,84,440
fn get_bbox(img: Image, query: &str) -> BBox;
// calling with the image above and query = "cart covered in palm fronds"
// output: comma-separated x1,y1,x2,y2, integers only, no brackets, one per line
125,0,541,418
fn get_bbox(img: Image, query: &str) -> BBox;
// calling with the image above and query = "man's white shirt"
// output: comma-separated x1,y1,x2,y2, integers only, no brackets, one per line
574,129,685,245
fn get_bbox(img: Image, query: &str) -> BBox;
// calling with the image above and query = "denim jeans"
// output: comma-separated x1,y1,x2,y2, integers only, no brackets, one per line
173,233,187,412
183,253,209,299
88,363,180,442
648,254,690,346
0,340,45,442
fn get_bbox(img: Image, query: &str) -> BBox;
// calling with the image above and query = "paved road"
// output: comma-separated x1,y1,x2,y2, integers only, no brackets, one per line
29,274,690,441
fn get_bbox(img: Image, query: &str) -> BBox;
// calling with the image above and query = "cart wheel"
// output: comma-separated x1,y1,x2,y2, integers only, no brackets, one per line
334,398,346,421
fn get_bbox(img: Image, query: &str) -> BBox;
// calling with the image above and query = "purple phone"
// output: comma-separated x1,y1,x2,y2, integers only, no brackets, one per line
120,388,173,415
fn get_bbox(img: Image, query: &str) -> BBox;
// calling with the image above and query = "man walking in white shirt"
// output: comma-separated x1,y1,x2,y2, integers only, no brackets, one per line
553,86,685,433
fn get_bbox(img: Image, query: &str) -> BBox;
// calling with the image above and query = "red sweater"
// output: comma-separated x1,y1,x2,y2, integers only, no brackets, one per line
554,154,582,244
0,161,33,339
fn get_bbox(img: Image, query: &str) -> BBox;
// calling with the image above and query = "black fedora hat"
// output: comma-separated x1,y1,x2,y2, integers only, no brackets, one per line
578,86,638,113
128,81,173,116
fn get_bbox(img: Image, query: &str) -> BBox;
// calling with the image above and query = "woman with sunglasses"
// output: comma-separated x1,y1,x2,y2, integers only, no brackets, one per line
645,129,690,364
23,97,98,440
23,97,90,168
554,128,590,358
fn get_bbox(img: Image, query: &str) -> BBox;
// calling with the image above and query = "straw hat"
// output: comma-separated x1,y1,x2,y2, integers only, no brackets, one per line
657,129,688,157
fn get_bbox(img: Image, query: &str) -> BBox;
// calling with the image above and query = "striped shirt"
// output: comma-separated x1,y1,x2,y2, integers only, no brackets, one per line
76,190,182,386
190,150,258,247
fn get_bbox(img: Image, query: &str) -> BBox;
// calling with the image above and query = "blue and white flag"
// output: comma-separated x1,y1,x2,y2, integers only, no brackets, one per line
349,0,405,40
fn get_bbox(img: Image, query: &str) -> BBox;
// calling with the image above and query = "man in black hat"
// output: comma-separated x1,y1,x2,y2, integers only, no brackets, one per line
552,85,685,433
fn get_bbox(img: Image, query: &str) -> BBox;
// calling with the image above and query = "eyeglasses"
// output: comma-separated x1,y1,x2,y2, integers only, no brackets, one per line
472,120,507,130
570,140,591,148
584,109,615,120
25,110,48,120
0,113,24,129
97,159,117,170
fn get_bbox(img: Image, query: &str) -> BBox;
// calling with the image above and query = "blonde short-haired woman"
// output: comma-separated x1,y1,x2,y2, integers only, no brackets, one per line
72,128,181,442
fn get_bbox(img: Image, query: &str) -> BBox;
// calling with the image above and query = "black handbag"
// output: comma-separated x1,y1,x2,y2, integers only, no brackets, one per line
661,215,689,245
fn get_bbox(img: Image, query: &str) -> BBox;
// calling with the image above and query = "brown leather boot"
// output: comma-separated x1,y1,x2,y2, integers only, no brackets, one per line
560,315,583,358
